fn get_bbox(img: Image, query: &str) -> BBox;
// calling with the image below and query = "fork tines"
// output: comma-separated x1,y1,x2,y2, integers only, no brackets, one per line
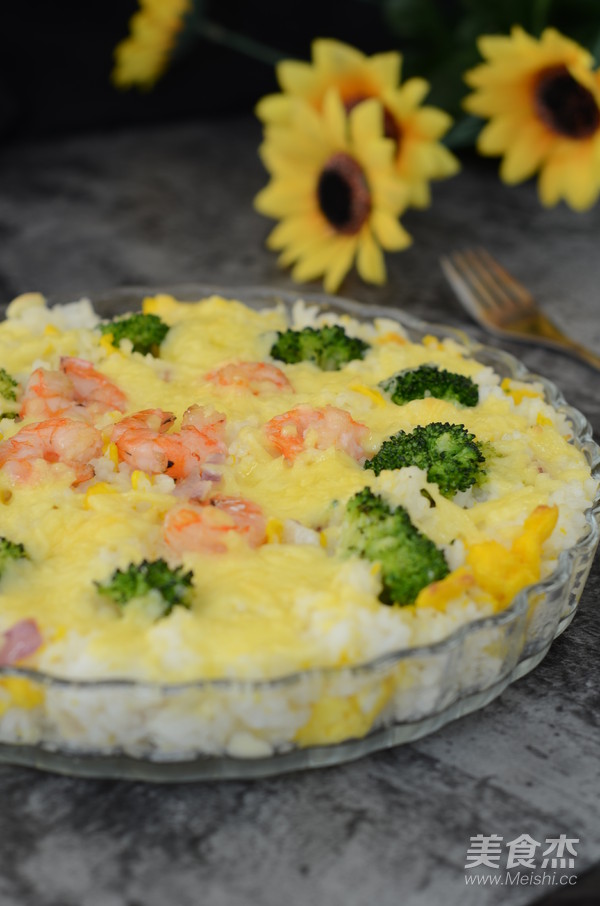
440,247,600,369
440,248,538,330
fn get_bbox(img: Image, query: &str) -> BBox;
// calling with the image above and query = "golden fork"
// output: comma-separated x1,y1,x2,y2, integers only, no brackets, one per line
440,247,600,371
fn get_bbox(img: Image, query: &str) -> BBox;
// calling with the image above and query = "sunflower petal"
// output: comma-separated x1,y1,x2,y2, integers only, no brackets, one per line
255,94,292,125
278,226,329,267
370,52,402,89
397,78,430,110
266,216,318,251
427,143,461,179
349,98,385,145
313,39,365,75
254,181,314,218
322,89,347,146
356,227,386,285
372,177,408,215
370,210,412,250
538,159,564,207
323,238,358,293
291,237,342,282
412,108,453,139
477,116,518,155
499,121,553,184
477,33,524,61
560,147,600,211
276,60,316,95
361,138,396,171
406,180,431,209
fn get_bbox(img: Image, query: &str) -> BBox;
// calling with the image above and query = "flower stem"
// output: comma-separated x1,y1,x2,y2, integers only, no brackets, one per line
192,18,283,66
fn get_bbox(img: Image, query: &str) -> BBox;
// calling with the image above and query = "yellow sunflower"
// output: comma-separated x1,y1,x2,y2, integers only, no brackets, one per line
256,38,459,209
464,26,600,211
254,89,411,293
112,0,191,90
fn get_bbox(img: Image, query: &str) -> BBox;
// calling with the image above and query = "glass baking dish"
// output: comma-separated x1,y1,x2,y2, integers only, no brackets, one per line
0,286,598,781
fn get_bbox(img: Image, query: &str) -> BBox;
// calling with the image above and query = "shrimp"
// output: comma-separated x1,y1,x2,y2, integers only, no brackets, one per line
111,409,176,443
111,408,181,475
19,368,76,420
205,361,293,395
264,405,368,462
164,496,267,554
0,417,103,484
179,405,228,465
60,357,127,412
111,405,227,480
20,357,127,421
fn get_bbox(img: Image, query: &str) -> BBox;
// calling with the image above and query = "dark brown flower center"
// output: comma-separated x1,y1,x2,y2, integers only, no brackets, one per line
317,153,371,234
344,94,402,146
535,65,600,139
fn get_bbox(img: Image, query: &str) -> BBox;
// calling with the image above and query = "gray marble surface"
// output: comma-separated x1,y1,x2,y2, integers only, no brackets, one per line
0,116,598,906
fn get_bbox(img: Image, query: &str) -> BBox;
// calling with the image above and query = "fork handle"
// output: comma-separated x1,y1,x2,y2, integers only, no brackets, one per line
533,313,600,371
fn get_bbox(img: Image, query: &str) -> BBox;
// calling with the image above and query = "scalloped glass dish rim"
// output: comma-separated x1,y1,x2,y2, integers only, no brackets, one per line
0,282,598,698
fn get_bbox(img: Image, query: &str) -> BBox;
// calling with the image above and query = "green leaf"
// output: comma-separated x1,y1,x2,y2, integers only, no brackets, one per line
444,115,484,150
382,0,446,39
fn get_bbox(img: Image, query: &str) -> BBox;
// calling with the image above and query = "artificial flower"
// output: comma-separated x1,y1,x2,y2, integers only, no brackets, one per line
464,26,600,211
112,0,191,90
256,38,459,209
254,89,411,293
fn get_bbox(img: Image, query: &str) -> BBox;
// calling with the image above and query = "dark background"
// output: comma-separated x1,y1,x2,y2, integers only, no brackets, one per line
0,1,399,140
5,1,600,143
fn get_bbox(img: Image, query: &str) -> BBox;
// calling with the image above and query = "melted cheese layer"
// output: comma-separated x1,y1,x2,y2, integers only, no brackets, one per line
0,294,593,683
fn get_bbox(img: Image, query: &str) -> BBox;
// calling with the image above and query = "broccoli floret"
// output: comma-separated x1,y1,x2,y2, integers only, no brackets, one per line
99,313,169,356
340,488,449,606
96,558,194,616
0,536,28,578
0,368,17,402
380,364,479,407
0,367,19,418
270,324,369,371
364,422,485,497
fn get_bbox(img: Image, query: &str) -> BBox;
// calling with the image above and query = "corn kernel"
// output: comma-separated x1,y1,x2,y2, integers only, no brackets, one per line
266,517,284,544
43,324,60,336
99,333,117,355
0,678,45,715
376,331,406,345
501,377,542,404
105,442,119,466
142,294,178,315
84,482,117,508
131,470,152,490
142,298,158,314
349,382,386,407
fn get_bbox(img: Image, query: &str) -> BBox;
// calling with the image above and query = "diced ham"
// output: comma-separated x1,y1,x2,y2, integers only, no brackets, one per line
0,618,43,666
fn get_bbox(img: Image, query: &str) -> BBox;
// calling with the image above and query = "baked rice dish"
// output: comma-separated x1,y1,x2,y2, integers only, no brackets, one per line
0,287,597,777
